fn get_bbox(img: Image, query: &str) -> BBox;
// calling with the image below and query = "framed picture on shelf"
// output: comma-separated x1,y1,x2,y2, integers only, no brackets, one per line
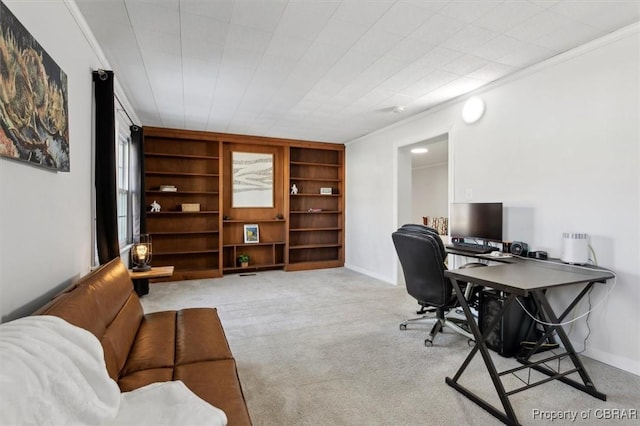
243,224,259,244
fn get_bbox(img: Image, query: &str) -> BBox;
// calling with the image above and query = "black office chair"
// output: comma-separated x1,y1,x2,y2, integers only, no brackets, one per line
392,225,479,346
395,224,449,315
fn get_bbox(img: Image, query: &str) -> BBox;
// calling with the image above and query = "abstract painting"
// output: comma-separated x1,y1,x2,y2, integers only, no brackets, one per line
0,1,70,171
232,152,273,208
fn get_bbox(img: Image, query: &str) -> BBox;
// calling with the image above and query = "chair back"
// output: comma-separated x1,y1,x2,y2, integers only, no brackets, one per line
392,229,453,308
398,224,446,260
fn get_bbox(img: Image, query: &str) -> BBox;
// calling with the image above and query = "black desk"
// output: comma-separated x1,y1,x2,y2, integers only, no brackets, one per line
444,258,614,426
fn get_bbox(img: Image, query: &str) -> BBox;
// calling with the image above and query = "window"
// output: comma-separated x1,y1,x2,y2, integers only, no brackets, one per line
116,117,132,247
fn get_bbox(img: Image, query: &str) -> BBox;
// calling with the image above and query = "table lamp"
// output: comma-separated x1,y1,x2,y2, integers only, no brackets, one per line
131,234,152,271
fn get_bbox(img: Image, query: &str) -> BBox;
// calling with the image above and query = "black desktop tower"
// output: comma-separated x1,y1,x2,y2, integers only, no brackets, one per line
479,291,537,357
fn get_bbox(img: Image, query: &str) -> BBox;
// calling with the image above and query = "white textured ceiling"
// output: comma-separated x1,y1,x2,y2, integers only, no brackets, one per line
75,0,639,143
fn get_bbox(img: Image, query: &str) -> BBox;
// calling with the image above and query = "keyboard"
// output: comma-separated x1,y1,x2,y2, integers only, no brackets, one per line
446,243,499,254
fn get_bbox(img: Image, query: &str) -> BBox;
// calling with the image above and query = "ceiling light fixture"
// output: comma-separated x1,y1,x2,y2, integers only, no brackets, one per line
411,148,428,154
393,106,405,113
462,97,485,124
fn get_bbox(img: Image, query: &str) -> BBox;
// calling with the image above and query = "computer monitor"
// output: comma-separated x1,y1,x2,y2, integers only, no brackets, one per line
450,202,503,243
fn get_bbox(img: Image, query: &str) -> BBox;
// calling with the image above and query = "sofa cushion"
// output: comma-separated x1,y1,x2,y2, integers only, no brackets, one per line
175,308,233,364
121,308,233,377
121,311,177,376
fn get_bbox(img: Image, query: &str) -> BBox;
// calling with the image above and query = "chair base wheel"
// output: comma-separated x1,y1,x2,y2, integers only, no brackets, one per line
399,323,407,330
424,339,433,347
467,338,475,347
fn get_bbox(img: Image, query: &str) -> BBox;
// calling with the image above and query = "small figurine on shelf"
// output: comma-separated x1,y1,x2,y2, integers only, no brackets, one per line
275,213,284,220
290,184,298,195
150,200,161,212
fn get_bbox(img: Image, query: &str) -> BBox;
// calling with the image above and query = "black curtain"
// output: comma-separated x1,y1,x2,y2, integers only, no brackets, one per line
130,125,146,235
93,70,120,264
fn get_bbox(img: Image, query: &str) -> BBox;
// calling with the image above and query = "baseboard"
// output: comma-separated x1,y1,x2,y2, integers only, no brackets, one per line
573,339,640,377
344,263,395,285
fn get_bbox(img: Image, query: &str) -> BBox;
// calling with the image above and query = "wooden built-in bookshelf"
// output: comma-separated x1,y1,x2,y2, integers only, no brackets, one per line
143,128,221,281
143,127,344,281
287,146,344,271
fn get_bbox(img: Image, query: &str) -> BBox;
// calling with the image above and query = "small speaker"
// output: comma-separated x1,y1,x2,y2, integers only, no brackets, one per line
528,250,548,260
510,241,528,256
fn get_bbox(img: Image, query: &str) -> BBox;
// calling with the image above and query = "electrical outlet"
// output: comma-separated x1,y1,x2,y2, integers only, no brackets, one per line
465,188,473,200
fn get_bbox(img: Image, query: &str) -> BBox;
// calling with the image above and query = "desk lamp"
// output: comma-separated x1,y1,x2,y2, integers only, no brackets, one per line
131,234,152,271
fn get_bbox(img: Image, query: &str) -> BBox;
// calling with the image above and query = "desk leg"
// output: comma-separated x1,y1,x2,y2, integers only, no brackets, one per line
521,285,592,360
133,278,149,297
446,278,521,426
517,288,606,401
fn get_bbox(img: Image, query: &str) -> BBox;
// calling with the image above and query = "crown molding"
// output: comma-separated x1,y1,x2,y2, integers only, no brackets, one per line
64,0,141,125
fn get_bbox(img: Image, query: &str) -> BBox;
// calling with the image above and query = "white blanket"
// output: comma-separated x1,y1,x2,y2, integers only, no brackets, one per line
0,315,227,426
111,381,227,426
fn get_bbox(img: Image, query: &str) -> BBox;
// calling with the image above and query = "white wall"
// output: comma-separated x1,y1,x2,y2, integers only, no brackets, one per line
346,26,640,375
0,0,134,321
411,164,448,225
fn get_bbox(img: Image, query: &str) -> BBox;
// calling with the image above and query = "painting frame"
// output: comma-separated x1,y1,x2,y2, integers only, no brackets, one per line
243,224,259,244
232,151,274,208
0,1,70,172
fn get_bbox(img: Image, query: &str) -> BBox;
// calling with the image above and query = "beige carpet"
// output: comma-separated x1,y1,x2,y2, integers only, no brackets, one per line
141,268,640,426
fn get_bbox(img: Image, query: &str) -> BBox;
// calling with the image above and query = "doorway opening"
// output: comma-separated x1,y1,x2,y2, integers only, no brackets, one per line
395,133,451,283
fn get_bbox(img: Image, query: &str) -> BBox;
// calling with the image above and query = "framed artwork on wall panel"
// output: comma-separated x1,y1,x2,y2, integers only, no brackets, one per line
0,1,70,172
232,151,273,208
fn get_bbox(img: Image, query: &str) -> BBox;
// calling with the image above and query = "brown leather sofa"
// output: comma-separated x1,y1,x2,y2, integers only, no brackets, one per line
34,258,251,425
